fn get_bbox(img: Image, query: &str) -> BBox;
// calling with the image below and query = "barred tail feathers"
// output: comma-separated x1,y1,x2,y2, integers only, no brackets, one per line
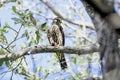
56,53,67,69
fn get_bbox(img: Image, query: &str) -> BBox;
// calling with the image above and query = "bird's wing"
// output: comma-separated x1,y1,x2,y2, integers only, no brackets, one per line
56,25,65,46
60,26,65,45
47,25,58,45
55,25,67,69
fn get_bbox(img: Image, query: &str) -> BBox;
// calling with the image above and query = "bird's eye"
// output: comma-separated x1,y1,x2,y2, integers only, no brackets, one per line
58,20,62,23
56,19,59,22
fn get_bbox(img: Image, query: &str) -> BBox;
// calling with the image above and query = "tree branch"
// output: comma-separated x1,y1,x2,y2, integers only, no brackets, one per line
84,0,114,17
20,70,41,80
40,0,94,30
0,45,98,61
5,25,22,49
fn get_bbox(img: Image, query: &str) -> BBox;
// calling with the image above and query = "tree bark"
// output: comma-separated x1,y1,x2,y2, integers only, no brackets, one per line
83,0,120,80
0,45,98,61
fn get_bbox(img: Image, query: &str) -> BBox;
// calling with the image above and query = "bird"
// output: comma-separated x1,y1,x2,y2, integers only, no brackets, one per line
47,17,67,69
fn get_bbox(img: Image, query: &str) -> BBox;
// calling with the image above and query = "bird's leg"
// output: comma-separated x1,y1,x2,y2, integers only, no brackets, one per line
51,43,55,46
51,42,57,46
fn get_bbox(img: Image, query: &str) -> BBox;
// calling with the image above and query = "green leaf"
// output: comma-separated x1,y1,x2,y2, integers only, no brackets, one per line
11,0,17,2
40,23,46,31
38,10,41,13
0,24,9,33
0,48,5,55
11,17,21,24
5,61,11,68
0,33,6,42
0,60,3,66
17,65,25,74
12,6,16,13
11,17,21,23
29,38,36,46
41,23,46,28
11,17,20,21
22,30,28,37
45,69,49,74
16,11,23,16
18,1,21,5
0,4,3,8
4,23,9,28
35,30,40,43
44,69,49,79
73,57,77,64
0,28,8,33
0,48,5,66
53,53,57,59
25,9,29,13
35,67,41,73
25,77,31,80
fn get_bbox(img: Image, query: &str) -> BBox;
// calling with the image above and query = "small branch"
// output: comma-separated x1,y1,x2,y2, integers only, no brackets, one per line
5,25,22,49
20,70,41,80
1,58,22,75
0,0,11,4
10,70,13,80
0,45,11,53
0,59,22,80
36,13,53,20
7,26,17,33
0,45,99,61
66,35,95,44
40,0,94,29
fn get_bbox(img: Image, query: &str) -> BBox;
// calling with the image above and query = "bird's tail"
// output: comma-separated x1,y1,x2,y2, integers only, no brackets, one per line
56,53,67,70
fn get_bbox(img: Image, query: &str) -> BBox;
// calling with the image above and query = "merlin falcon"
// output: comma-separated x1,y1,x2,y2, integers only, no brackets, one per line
47,17,67,69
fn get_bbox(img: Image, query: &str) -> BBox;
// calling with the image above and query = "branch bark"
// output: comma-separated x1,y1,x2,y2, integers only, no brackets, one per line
40,0,94,30
0,45,98,61
83,0,120,80
84,0,114,17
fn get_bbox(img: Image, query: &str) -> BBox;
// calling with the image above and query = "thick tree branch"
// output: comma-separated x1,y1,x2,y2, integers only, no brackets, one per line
83,0,120,80
0,45,98,61
83,0,120,29
40,0,94,30
84,0,114,17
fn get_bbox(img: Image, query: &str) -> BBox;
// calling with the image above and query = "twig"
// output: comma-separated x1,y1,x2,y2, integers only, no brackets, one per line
0,45,11,53
0,59,23,80
5,25,22,49
36,13,53,20
7,26,17,33
66,35,95,44
1,58,23,75
10,70,13,80
20,70,41,80
40,0,94,30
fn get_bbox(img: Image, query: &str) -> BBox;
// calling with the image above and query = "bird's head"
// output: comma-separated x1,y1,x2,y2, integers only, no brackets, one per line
53,17,62,25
